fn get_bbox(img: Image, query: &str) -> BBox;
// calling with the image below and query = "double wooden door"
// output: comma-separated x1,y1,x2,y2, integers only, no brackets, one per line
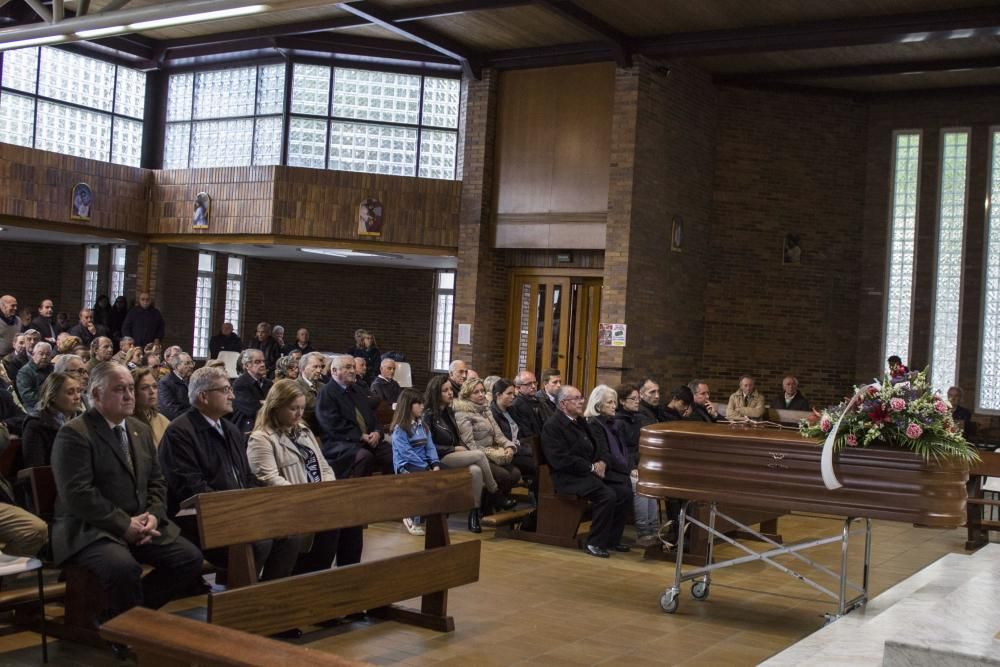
505,271,602,394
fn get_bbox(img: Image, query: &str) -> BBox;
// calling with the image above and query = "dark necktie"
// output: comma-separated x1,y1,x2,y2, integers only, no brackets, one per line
114,425,134,474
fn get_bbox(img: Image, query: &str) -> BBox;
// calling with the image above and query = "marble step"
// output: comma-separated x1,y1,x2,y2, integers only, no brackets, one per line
762,548,1000,665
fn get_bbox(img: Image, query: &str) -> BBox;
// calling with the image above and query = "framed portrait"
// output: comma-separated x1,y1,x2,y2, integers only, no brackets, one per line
783,233,802,264
358,198,383,237
70,182,93,221
670,215,683,252
193,192,211,229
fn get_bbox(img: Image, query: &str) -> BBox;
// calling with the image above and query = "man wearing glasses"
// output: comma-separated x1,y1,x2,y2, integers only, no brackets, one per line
509,370,545,438
158,366,300,581
541,385,631,559
231,349,272,435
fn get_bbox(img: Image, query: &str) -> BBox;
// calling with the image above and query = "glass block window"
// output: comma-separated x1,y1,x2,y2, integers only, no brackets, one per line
193,253,215,359
290,65,460,179
83,245,100,310
0,47,145,166
109,246,127,300
930,130,969,393
884,131,921,368
432,270,455,372
978,130,1000,411
223,256,244,337
164,63,285,169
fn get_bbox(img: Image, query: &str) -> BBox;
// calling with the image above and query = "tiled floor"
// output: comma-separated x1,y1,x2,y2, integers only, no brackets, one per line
0,513,978,665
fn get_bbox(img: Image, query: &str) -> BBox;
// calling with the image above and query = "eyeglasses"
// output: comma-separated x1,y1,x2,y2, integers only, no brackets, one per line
206,385,234,394
624,395,639,402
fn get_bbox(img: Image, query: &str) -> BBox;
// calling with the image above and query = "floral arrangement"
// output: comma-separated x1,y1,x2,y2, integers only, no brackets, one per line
799,370,979,464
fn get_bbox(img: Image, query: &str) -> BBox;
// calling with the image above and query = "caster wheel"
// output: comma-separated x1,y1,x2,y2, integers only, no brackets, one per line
659,590,679,613
691,581,709,600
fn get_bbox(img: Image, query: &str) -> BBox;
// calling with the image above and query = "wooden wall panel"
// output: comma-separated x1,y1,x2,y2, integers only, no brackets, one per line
151,167,277,235
272,167,461,248
494,63,614,249
0,143,150,235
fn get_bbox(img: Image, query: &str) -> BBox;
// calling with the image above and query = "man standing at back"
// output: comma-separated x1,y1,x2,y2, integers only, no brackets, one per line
50,362,202,624
121,293,165,349
0,295,20,357
31,299,60,343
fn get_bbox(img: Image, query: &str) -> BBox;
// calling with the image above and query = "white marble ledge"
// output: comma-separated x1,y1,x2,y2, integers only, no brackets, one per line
882,639,1000,667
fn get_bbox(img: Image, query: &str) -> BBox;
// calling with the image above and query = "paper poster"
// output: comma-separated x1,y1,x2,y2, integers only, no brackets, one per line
457,323,471,345
599,323,627,347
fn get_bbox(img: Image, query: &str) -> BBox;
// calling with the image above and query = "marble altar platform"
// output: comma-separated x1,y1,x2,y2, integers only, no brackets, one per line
762,544,1000,666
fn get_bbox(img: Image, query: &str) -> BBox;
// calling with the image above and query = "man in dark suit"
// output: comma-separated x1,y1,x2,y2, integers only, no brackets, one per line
67,308,109,348
510,370,545,438
686,380,720,422
315,354,391,478
297,352,326,434
157,352,194,420
229,349,272,435
50,362,202,622
535,367,561,425
371,358,402,405
779,376,811,412
30,299,60,343
541,385,630,559
948,386,976,439
208,322,243,359
158,366,300,580
636,378,668,426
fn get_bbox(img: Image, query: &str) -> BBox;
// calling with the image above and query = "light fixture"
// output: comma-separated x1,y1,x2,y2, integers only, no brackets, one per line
129,5,269,31
76,26,128,39
0,226,6,232
0,35,65,50
300,248,381,259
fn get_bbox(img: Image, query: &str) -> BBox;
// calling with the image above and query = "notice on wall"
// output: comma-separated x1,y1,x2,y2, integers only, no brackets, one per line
457,323,472,346
598,323,627,347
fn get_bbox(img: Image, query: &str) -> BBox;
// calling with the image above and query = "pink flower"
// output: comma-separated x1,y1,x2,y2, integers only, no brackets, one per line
905,423,923,439
934,401,948,414
889,397,906,412
820,417,832,433
846,434,858,447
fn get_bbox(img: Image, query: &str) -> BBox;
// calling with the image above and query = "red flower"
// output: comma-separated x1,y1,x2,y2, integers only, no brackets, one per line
867,404,890,424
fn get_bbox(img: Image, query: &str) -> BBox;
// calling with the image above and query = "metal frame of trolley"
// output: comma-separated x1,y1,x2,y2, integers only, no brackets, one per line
658,501,872,622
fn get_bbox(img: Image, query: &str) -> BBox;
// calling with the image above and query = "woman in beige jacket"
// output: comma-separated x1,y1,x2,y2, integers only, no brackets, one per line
453,378,521,511
247,379,360,573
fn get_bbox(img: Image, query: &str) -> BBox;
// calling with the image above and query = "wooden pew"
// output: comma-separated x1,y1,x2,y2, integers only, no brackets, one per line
100,606,369,667
495,435,591,548
187,467,480,636
0,434,22,479
16,465,105,647
966,448,1000,550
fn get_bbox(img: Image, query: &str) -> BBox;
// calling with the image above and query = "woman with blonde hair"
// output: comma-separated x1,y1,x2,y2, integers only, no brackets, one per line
23,371,83,467
131,366,171,446
247,379,355,573
454,378,520,512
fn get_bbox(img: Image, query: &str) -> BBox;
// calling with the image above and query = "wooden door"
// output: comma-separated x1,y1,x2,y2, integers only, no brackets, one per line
506,272,602,394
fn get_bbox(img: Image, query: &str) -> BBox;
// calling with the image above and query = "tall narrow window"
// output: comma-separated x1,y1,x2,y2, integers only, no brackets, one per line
884,131,921,367
223,256,244,336
979,130,1000,411
83,245,100,309
431,271,455,372
930,130,969,392
109,246,127,300
193,253,215,358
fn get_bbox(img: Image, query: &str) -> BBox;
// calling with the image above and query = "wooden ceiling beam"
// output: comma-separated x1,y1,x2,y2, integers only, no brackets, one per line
532,0,630,67
715,55,1000,84
638,5,1000,58
338,1,482,79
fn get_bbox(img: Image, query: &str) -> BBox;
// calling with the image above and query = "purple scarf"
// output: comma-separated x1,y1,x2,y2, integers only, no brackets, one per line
599,417,628,468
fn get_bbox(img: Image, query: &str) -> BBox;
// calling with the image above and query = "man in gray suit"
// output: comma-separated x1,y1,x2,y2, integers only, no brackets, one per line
51,362,203,621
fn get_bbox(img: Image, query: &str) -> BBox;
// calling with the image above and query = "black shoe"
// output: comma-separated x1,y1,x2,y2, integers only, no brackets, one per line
612,544,631,552
271,628,303,639
584,544,610,558
497,496,518,511
344,611,367,621
110,642,130,661
468,509,482,533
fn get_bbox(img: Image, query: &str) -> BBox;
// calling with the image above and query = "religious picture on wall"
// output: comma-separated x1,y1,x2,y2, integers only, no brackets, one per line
783,233,802,264
70,182,93,221
193,192,211,229
358,198,383,237
670,215,683,252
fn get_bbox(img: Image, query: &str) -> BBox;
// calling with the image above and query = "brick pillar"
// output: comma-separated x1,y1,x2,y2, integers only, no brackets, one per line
598,58,718,389
453,69,506,375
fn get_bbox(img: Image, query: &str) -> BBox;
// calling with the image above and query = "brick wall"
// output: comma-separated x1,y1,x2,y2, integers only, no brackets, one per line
599,59,718,390
242,258,437,388
2,242,82,317
152,245,199,350
702,86,868,408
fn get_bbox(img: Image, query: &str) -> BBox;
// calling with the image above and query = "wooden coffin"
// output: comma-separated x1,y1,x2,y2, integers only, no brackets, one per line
638,422,969,528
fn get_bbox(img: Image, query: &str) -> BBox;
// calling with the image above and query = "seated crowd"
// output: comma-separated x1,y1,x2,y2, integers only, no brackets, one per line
0,291,979,647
